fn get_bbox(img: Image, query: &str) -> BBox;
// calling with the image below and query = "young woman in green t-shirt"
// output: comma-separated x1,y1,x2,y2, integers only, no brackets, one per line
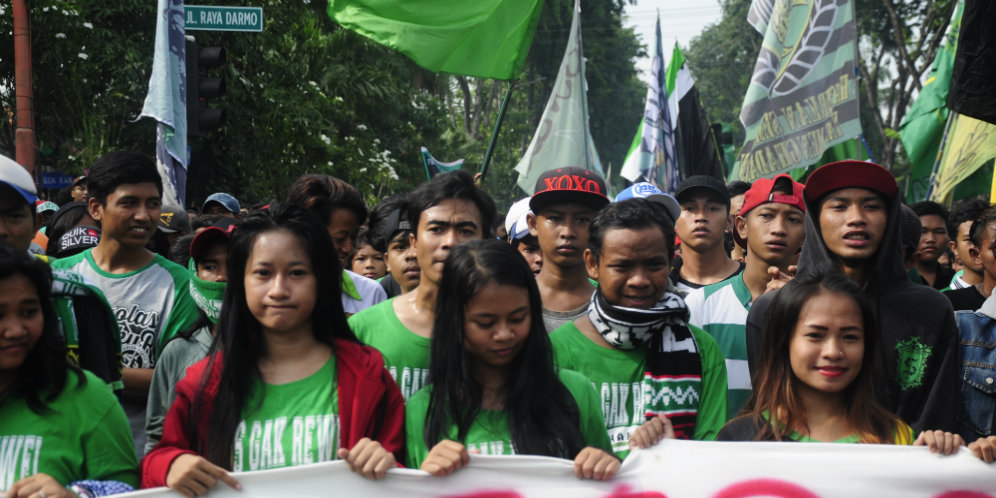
405,239,618,480
718,271,962,452
0,242,138,498
141,204,404,495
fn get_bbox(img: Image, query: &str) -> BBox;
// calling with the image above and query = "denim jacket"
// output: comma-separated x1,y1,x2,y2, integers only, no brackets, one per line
955,294,996,442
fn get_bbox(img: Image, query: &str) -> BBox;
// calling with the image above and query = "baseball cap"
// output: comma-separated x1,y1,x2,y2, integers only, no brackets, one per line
675,175,729,207
202,192,241,214
529,167,609,213
739,174,806,216
190,217,238,260
159,205,191,234
504,198,533,243
72,175,88,187
55,225,101,258
0,154,38,205
615,182,681,222
36,201,59,214
734,174,806,247
803,160,898,204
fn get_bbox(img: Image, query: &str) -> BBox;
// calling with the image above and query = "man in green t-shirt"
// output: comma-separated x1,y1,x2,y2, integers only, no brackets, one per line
550,199,728,459
349,171,496,400
685,174,806,419
51,151,199,455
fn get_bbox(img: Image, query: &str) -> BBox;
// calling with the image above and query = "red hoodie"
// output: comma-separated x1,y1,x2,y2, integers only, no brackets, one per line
140,338,404,488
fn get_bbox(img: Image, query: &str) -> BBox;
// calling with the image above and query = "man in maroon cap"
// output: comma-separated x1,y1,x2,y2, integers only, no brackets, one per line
527,167,610,332
745,161,959,434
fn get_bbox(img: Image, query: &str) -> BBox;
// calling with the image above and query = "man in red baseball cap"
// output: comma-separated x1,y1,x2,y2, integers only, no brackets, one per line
685,174,806,418
527,167,610,332
745,160,959,434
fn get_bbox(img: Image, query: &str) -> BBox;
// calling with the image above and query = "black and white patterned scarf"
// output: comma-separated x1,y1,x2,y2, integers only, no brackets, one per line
587,284,703,439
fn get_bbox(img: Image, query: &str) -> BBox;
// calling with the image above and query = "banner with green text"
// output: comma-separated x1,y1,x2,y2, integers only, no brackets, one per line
735,0,861,182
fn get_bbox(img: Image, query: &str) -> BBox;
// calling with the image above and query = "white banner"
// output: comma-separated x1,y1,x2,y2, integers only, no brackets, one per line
121,440,996,497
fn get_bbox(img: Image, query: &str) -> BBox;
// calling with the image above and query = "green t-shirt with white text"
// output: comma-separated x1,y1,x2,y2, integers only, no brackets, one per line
403,369,612,469
348,298,430,400
0,370,138,489
549,321,728,459
232,356,339,472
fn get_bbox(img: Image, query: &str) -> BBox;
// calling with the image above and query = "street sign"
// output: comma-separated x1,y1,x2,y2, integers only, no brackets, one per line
185,6,263,32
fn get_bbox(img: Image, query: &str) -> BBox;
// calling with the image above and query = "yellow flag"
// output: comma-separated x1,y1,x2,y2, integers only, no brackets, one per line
929,112,996,204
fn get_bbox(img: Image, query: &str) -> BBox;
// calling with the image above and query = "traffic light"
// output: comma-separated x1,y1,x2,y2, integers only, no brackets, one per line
185,37,226,138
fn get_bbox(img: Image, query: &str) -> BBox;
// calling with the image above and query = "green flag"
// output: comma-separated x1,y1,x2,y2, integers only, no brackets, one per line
327,0,544,80
899,0,963,203
735,0,862,182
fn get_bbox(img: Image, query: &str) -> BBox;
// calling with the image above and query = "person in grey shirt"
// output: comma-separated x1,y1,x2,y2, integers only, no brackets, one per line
145,217,236,452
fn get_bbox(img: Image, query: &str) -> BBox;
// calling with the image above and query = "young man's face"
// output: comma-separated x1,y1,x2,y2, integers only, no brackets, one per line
0,188,37,252
817,188,887,265
411,198,483,285
584,226,670,309
327,208,360,265
970,224,996,283
528,203,597,269
737,202,805,267
196,238,229,282
917,214,949,265
676,193,728,253
89,182,162,248
385,231,420,293
71,182,88,202
952,220,982,274
514,238,543,275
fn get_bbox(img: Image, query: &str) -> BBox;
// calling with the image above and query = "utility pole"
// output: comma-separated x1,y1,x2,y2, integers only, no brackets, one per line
13,0,36,175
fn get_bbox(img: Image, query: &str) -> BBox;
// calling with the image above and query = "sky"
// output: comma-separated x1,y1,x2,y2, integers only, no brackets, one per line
621,0,725,84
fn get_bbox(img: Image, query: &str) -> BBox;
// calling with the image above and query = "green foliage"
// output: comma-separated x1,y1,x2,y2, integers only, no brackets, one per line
2,0,643,214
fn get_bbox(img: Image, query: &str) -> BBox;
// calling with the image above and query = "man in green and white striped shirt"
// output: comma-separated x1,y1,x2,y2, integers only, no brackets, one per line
685,174,806,419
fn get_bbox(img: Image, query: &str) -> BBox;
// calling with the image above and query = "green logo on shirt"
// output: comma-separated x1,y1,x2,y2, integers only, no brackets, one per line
896,337,931,391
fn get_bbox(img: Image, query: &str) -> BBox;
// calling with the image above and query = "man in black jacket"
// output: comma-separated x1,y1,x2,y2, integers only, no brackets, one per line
746,160,959,433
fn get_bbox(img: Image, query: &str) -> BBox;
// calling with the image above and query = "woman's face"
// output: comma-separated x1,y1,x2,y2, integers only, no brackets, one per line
463,282,531,377
0,274,44,377
244,230,318,337
789,291,864,395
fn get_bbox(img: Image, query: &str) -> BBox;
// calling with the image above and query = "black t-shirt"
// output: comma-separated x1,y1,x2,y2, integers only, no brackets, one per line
945,286,986,312
920,265,956,291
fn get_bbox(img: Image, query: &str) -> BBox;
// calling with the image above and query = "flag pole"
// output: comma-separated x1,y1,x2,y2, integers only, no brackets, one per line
925,111,956,200
479,80,517,182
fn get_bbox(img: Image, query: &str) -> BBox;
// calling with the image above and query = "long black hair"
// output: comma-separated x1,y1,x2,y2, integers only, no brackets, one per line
0,241,84,413
193,203,359,467
425,239,585,458
747,270,901,442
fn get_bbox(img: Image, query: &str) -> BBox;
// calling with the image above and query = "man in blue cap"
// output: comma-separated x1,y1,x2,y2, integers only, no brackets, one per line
202,192,241,218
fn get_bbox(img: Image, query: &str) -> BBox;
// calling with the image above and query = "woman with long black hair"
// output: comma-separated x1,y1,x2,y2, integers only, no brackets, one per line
405,239,618,480
141,204,404,495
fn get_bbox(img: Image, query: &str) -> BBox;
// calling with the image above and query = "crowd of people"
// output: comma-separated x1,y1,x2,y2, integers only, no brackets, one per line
2,150,996,498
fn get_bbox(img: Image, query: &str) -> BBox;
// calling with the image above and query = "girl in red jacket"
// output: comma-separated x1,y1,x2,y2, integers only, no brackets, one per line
141,204,404,495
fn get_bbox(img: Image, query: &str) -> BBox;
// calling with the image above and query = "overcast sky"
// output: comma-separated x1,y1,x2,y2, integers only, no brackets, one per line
621,0,724,84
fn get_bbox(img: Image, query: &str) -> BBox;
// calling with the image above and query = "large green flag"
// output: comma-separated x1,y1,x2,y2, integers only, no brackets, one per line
327,0,544,80
735,0,862,182
899,0,963,203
